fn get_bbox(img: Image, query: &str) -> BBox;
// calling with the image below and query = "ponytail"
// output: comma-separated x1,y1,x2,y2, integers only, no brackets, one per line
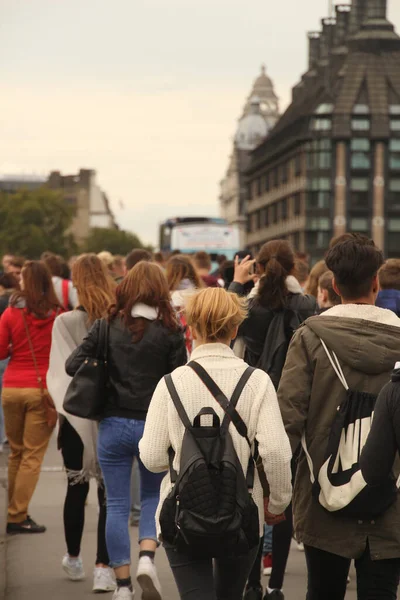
256,240,295,310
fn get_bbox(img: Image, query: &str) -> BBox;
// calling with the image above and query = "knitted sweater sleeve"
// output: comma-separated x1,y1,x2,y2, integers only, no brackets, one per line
255,372,293,515
140,376,171,473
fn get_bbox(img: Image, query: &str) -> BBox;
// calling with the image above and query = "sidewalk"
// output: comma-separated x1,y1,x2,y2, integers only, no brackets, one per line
4,434,359,600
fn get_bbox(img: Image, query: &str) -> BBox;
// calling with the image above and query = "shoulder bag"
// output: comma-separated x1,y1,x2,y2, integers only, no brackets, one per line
22,311,58,428
63,318,109,420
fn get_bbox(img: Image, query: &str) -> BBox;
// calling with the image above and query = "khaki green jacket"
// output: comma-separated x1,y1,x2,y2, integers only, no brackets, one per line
278,304,400,560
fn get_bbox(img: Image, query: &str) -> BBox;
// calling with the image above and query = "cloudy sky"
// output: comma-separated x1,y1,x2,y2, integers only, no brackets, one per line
1,0,400,245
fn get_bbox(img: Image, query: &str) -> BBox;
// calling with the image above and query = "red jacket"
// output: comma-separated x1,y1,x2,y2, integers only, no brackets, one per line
0,307,59,389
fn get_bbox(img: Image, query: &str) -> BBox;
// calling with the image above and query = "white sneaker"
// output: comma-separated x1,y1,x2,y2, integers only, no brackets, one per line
93,567,116,593
136,557,162,600
112,587,134,599
62,554,85,581
296,541,305,552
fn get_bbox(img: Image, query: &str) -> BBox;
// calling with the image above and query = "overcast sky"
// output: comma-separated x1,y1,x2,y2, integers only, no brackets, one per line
1,0,400,245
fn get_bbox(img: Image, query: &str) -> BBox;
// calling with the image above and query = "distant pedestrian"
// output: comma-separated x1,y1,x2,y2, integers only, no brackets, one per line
47,254,116,592
376,259,400,318
317,270,341,313
166,254,203,355
0,261,60,534
43,252,78,310
229,240,315,600
125,249,153,272
304,260,328,299
66,261,187,600
140,287,292,600
193,251,220,287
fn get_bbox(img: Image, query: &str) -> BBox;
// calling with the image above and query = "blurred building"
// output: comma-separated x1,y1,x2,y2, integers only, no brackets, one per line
219,66,280,247
245,0,400,261
0,174,46,192
48,169,117,245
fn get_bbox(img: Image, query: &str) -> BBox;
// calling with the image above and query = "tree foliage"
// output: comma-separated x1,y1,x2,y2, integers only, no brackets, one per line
83,227,148,255
0,188,77,258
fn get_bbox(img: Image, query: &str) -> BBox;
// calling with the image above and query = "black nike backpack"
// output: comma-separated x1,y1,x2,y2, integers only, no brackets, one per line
159,361,260,558
302,339,397,519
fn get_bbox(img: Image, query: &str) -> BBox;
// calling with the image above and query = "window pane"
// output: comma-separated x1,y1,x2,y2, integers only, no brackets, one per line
390,156,400,170
308,217,330,231
389,105,400,116
315,103,334,114
352,119,370,131
350,218,369,231
311,178,331,191
388,219,400,232
351,178,369,191
390,140,400,151
353,104,370,115
390,120,400,131
390,180,400,192
318,153,331,169
312,118,332,131
351,154,370,169
307,191,331,209
351,139,370,151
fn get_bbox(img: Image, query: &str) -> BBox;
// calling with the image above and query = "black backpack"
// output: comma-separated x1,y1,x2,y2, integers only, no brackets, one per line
257,308,302,390
159,361,260,558
303,339,397,519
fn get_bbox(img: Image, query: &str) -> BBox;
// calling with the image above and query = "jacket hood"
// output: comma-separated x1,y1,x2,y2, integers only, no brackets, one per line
248,275,304,300
304,304,400,375
12,301,59,328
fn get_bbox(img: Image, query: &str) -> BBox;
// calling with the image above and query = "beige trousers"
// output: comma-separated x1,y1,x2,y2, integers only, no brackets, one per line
2,388,54,523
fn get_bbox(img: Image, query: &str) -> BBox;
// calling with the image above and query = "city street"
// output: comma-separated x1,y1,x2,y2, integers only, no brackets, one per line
2,433,361,600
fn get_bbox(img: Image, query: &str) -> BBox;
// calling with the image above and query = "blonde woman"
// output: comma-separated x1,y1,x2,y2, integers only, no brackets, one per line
47,254,116,592
140,288,292,600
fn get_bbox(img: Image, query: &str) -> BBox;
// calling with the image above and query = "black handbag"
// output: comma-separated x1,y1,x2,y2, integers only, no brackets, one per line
63,319,109,420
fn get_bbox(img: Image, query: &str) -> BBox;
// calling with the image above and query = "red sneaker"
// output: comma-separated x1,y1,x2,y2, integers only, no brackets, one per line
263,553,273,576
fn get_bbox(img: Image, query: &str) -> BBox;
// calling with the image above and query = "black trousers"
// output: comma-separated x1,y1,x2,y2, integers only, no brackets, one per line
305,543,400,600
60,419,109,566
165,543,260,600
248,503,293,591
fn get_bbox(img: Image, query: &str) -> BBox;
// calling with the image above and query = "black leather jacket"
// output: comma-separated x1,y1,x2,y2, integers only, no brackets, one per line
229,281,317,368
66,317,187,420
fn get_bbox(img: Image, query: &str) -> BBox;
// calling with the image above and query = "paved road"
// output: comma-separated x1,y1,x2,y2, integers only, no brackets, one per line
4,434,360,600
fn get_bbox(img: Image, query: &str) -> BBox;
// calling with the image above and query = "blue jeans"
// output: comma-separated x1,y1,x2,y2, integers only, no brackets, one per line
263,524,273,554
98,417,164,568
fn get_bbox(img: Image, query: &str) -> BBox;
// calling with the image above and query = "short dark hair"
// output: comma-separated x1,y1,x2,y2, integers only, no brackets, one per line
125,249,152,272
9,256,25,269
193,251,211,271
329,232,358,249
42,253,63,277
379,259,400,291
325,237,383,300
318,270,341,306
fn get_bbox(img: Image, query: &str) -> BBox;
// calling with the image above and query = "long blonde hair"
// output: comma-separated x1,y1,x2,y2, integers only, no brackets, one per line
186,288,247,342
72,254,116,323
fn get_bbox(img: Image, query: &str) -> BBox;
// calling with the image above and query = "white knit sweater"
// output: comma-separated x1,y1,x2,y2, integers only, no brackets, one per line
139,343,293,538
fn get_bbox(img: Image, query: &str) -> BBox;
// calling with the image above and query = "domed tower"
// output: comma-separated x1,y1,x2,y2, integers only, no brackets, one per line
243,65,280,128
219,66,280,248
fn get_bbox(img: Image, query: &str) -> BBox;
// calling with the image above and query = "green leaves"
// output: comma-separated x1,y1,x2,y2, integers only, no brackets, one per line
83,227,149,255
0,188,77,258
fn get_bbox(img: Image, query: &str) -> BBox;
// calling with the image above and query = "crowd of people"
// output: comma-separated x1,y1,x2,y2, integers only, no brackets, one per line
0,236,400,600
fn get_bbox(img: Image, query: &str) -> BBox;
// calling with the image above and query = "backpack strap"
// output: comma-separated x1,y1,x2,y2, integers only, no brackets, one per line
165,374,192,431
320,339,349,391
187,361,252,448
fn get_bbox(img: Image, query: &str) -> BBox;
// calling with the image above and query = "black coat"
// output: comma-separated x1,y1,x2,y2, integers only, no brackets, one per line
229,281,317,368
66,317,187,420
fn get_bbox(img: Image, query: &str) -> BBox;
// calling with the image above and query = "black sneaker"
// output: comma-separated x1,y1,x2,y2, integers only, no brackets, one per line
264,590,285,600
244,587,263,600
7,516,46,534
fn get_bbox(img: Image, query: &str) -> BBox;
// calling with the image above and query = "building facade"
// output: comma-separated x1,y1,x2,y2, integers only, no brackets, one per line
48,169,117,245
219,67,280,247
245,0,400,262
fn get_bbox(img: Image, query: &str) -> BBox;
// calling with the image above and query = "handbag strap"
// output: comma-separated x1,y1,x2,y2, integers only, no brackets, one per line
21,310,44,393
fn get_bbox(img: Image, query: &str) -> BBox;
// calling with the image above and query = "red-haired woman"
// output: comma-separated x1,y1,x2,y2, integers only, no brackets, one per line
0,261,60,534
66,261,187,600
